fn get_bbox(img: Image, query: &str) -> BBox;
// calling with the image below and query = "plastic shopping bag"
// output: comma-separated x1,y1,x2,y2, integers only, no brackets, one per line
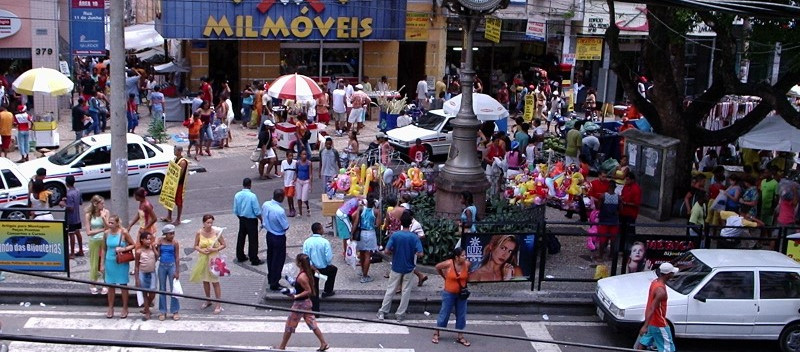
345,240,358,269
173,278,184,295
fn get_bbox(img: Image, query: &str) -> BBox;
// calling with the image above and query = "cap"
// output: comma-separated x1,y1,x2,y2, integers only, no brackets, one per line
161,224,176,235
355,84,364,90
17,105,26,113
263,119,275,127
659,263,679,275
528,85,535,91
511,141,520,150
376,132,387,139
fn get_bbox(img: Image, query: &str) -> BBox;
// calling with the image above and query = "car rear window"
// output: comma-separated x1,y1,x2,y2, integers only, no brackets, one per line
2,170,22,189
760,271,800,299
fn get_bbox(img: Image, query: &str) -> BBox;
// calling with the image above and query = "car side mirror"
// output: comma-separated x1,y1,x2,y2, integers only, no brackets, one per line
73,161,85,168
694,293,707,303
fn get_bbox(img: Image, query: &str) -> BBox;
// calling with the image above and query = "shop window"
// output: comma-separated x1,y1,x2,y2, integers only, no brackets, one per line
280,44,360,82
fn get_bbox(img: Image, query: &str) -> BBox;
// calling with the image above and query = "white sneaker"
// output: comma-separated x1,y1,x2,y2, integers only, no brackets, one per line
376,311,385,320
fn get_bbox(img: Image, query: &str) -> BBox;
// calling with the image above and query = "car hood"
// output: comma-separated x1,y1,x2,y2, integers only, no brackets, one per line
598,271,687,310
387,125,437,142
18,157,56,179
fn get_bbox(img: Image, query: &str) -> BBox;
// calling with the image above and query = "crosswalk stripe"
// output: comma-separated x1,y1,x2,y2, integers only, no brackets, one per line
7,342,415,352
520,322,562,352
24,317,410,335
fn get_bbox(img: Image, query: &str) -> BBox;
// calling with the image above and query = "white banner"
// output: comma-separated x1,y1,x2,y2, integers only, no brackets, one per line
526,20,545,41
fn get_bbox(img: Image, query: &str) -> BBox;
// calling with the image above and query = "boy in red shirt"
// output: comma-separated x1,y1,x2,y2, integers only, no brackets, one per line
183,111,203,160
620,173,642,239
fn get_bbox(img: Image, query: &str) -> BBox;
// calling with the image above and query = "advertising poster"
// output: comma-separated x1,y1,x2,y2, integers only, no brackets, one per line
525,19,545,41
622,236,700,274
463,233,536,283
523,94,535,121
484,17,501,44
0,220,67,272
405,12,428,41
576,37,603,61
158,160,182,211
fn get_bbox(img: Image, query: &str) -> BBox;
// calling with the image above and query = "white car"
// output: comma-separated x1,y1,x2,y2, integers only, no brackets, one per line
387,109,454,158
0,157,33,219
19,133,174,206
595,249,800,352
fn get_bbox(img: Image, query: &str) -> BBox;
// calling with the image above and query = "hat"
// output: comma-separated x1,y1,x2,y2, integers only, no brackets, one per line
17,105,26,113
376,132,387,140
355,84,364,90
528,85,535,91
659,263,679,275
263,119,275,127
511,141,520,150
161,224,176,234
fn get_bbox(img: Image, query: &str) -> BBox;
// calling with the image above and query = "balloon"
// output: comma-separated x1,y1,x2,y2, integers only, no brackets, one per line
363,167,374,196
545,177,556,197
360,164,367,184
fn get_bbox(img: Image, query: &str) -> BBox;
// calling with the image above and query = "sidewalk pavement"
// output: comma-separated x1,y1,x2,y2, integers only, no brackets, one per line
0,106,683,317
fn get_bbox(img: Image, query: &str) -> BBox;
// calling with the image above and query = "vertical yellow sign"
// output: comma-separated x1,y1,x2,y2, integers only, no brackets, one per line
484,17,501,44
523,94,535,121
158,161,181,211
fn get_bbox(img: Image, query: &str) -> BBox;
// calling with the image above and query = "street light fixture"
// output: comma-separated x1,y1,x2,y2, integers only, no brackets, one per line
434,0,509,216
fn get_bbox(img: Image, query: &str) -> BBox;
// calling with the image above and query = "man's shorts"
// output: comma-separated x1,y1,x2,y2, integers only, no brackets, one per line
333,111,347,122
284,186,296,198
348,108,363,124
67,223,82,232
638,325,675,352
175,184,184,207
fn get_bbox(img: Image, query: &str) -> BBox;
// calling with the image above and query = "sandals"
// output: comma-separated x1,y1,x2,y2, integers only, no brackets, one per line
201,301,212,309
432,333,439,344
143,312,151,321
90,287,99,295
120,310,128,319
105,309,113,319
456,337,471,347
417,275,429,287
213,306,223,315
172,313,181,321
159,217,172,222
158,314,166,321
316,345,330,352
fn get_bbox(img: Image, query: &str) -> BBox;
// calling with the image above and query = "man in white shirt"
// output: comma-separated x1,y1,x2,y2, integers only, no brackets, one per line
331,83,347,137
396,111,412,128
416,76,428,105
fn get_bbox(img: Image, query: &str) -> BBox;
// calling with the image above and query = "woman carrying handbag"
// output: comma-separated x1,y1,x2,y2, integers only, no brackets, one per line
432,247,471,347
99,214,136,319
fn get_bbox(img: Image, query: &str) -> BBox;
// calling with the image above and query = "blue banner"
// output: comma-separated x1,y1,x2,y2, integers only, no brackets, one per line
156,0,406,41
70,0,105,56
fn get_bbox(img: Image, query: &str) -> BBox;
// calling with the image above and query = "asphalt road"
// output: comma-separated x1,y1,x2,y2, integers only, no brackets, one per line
0,306,778,352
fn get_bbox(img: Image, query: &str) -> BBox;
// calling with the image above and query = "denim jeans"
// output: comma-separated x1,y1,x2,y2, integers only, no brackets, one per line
74,129,84,141
158,262,180,314
17,130,30,157
88,110,100,135
436,291,467,330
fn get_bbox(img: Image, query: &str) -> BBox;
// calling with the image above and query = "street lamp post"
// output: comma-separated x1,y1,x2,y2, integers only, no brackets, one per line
435,0,508,216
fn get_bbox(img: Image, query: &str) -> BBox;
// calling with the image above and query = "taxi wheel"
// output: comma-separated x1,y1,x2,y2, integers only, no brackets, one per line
142,174,164,196
45,182,66,207
781,323,800,352
2,207,27,220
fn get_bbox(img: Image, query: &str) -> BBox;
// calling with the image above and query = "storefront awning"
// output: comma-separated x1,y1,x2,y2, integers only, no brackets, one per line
106,22,165,51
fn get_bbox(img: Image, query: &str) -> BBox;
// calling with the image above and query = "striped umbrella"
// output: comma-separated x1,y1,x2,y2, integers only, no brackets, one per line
12,67,74,96
267,73,324,102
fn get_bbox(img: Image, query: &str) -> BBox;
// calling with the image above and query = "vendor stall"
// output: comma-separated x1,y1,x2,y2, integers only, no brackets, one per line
275,122,323,150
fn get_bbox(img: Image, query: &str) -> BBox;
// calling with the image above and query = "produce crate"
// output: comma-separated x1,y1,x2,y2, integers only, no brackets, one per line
321,194,344,217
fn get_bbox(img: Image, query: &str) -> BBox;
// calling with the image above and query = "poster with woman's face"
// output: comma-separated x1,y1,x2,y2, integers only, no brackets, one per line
624,237,700,274
463,234,535,282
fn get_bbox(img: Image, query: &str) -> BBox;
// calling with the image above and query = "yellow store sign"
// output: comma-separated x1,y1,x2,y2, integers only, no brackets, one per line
405,12,428,41
484,17,501,44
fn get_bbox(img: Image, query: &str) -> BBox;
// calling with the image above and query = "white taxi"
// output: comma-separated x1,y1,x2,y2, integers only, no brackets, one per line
387,109,455,158
595,249,800,352
19,133,174,206
0,157,32,219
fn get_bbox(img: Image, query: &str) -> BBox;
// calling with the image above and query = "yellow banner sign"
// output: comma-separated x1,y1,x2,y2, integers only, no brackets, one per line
484,17,501,44
576,37,603,61
158,160,182,211
523,94,535,121
405,12,428,41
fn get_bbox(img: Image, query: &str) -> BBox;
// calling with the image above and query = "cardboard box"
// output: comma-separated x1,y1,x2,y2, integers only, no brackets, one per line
321,194,344,217
32,121,57,131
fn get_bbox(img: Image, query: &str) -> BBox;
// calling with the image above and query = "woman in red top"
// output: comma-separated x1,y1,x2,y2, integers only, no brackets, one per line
294,113,311,160
432,247,471,347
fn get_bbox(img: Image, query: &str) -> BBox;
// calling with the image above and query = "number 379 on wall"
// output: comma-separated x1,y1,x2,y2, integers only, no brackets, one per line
35,48,53,55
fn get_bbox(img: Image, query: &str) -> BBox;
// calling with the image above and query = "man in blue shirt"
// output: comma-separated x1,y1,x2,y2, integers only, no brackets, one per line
61,175,83,258
377,210,423,322
233,178,262,265
303,222,338,314
261,188,290,291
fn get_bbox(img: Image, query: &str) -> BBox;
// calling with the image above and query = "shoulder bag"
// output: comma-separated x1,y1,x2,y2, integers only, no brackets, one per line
452,259,470,300
350,209,362,241
115,234,135,263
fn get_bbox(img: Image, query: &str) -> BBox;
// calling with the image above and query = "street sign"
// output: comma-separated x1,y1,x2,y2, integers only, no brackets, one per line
70,0,106,56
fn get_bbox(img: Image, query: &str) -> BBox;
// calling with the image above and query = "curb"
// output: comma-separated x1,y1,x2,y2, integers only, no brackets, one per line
0,287,596,316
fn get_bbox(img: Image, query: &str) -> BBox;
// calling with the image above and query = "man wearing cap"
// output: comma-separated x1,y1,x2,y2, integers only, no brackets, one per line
637,263,678,351
348,84,369,133
258,120,279,179
376,132,393,165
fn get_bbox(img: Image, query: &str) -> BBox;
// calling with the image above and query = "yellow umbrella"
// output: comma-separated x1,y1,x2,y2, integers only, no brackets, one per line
12,67,74,96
